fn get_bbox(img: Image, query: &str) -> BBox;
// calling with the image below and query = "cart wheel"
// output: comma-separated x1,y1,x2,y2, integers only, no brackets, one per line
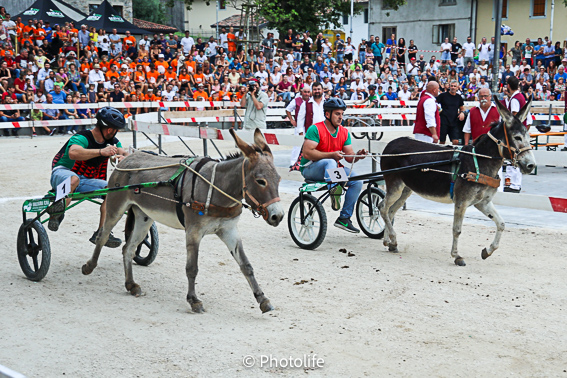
288,194,327,250
134,222,159,266
370,132,384,141
356,187,387,239
350,120,367,140
17,219,51,281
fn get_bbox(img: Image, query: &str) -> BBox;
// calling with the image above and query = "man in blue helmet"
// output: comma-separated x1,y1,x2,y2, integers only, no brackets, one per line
300,98,367,233
48,107,129,247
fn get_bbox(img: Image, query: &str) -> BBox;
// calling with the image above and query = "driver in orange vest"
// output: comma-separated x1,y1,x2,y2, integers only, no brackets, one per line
300,98,367,233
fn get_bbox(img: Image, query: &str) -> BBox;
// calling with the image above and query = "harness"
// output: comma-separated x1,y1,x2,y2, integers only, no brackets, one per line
486,129,532,167
170,157,243,226
241,159,280,221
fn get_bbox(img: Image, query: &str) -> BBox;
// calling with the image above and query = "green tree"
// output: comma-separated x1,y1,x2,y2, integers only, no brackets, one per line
134,0,167,24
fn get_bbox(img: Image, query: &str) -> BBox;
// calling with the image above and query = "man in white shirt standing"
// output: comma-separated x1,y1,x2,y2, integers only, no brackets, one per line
219,27,228,50
462,36,476,68
290,83,326,166
413,81,440,143
180,31,195,55
139,35,151,53
478,37,491,63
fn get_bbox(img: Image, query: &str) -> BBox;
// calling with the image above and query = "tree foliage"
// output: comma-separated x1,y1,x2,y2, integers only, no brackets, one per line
134,0,167,24
383,0,407,11
255,0,361,35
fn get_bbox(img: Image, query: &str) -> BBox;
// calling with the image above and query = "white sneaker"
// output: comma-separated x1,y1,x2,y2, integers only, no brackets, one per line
67,131,73,135
72,130,77,134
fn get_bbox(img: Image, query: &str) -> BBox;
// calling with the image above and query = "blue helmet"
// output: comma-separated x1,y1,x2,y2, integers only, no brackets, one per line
96,106,126,129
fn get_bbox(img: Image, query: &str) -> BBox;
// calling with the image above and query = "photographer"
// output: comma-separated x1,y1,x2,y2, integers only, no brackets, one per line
240,78,268,129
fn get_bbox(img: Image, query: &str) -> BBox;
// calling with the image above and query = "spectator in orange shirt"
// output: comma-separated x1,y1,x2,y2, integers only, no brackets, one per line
22,19,34,40
192,66,205,88
133,64,147,92
227,27,237,53
154,53,169,73
164,66,177,82
123,31,137,50
145,64,160,90
193,83,209,100
106,64,120,81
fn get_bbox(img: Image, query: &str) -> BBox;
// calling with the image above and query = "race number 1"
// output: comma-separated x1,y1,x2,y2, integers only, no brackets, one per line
326,167,348,183
56,177,72,202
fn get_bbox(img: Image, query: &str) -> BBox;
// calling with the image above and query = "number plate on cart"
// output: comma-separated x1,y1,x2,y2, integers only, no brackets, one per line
23,198,51,213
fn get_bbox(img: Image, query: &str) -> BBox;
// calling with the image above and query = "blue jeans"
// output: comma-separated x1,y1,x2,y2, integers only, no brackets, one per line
50,167,107,193
281,91,292,102
0,116,24,122
337,52,344,63
359,51,366,63
441,51,451,61
293,51,301,61
70,82,87,94
302,158,362,219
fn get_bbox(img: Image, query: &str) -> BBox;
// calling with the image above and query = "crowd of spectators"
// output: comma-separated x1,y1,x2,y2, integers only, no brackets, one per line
1,3,566,136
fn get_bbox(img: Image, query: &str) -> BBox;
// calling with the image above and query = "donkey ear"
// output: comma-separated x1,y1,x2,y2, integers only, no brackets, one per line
493,95,514,127
516,96,532,123
253,128,272,154
229,128,256,157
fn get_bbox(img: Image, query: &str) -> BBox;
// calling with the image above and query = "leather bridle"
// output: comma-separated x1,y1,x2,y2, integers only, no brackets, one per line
241,159,280,220
486,125,532,167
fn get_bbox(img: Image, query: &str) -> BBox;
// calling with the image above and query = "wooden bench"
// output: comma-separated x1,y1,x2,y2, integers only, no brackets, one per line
530,131,566,151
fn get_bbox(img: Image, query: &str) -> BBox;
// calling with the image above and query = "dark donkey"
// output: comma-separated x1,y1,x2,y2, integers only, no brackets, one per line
82,129,284,313
379,96,536,266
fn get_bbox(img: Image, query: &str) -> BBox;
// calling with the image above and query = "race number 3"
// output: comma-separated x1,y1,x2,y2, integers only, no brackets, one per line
326,167,348,183
56,177,72,202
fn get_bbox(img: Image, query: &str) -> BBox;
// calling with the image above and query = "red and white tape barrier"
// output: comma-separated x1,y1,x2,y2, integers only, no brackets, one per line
493,192,567,213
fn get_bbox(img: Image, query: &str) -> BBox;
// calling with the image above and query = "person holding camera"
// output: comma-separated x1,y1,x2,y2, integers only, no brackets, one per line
240,78,268,129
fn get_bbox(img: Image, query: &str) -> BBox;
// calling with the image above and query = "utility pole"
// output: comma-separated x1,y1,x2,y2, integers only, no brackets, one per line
350,0,354,40
491,0,503,94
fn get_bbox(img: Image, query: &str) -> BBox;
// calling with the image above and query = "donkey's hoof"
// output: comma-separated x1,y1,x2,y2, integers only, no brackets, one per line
388,244,398,253
454,257,466,266
481,248,490,260
81,263,93,275
191,301,205,313
383,240,389,247
126,282,143,297
260,299,274,313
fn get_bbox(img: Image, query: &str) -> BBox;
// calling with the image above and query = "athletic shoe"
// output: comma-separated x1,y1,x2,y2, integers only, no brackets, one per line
89,229,122,248
329,184,343,211
503,187,521,193
49,129,56,136
561,147,567,152
47,200,66,232
334,217,360,233
67,131,73,135
72,130,77,134
33,133,37,137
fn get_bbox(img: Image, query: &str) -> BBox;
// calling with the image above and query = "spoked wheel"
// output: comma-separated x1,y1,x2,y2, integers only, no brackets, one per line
356,187,387,239
350,120,367,140
288,194,327,250
133,222,159,266
17,219,51,281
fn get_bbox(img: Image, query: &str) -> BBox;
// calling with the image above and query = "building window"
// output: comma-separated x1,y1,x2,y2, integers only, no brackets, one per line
219,0,226,10
112,5,123,16
342,13,349,25
502,0,508,18
531,0,546,17
89,4,98,13
432,24,455,44
492,0,508,19
382,27,396,45
440,0,456,5
364,8,369,24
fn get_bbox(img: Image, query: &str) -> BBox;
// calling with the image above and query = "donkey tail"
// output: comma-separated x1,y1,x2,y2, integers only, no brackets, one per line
124,208,135,243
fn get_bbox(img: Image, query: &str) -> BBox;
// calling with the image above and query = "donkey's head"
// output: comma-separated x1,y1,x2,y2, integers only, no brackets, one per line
493,95,536,174
230,128,284,227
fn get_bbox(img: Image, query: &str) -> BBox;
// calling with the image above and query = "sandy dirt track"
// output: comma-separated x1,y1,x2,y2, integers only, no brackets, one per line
0,135,566,377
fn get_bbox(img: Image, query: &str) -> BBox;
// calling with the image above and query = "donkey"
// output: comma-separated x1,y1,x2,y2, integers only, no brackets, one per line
379,97,536,266
81,129,284,313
